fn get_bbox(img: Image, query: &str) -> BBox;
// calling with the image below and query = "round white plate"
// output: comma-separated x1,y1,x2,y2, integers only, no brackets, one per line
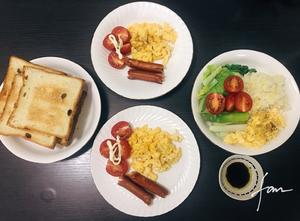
91,2,193,100
0,57,101,163
191,49,300,155
91,105,200,217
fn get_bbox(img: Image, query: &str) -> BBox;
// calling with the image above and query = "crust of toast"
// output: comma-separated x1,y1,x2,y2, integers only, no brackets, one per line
0,57,19,118
58,90,87,145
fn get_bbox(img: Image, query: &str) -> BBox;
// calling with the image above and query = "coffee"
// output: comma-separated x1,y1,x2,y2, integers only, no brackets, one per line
226,162,250,188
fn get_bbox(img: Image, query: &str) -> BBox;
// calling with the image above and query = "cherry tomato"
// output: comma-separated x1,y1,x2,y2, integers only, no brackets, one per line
106,160,128,177
224,76,244,93
111,121,132,140
120,42,131,55
205,93,225,115
120,140,131,159
112,26,131,44
225,94,236,112
99,139,115,158
103,34,116,51
235,91,253,112
108,51,126,69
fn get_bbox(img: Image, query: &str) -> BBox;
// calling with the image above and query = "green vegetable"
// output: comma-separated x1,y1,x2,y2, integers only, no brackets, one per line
199,97,206,112
208,68,232,94
198,79,218,97
202,64,219,80
199,65,233,98
215,132,229,139
198,63,255,115
201,112,250,124
198,66,234,112
223,64,256,75
209,124,247,132
202,66,222,86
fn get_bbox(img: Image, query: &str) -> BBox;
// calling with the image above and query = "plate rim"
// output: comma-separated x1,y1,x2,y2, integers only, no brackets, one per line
191,49,300,156
90,1,193,100
90,105,200,217
0,56,101,163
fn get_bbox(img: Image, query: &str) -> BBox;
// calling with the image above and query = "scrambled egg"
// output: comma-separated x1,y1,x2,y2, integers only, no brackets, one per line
128,125,182,181
128,22,177,65
224,108,285,147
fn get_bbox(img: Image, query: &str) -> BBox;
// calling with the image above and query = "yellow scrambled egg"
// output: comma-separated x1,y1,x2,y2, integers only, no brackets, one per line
224,108,285,147
128,22,177,65
128,125,182,181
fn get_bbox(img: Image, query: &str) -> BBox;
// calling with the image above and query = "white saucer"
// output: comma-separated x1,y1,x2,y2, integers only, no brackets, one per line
219,155,264,201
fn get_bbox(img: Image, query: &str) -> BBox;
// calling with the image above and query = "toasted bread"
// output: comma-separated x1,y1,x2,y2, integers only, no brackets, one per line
0,74,56,148
0,56,66,118
8,66,84,139
57,90,87,146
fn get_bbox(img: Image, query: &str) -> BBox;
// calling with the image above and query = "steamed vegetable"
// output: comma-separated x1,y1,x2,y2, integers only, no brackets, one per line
198,66,232,97
208,68,233,94
223,64,256,75
201,112,250,124
198,67,233,112
202,64,218,79
209,124,247,132
202,66,222,86
198,63,254,135
198,79,218,97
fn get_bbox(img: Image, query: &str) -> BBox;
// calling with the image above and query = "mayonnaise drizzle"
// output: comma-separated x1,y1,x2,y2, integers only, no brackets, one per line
108,34,123,59
107,135,122,165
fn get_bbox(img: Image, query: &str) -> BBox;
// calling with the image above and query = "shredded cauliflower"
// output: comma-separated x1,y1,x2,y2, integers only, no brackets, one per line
243,73,287,112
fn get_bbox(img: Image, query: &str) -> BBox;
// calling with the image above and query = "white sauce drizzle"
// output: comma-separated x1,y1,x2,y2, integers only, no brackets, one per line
107,135,122,165
108,34,123,59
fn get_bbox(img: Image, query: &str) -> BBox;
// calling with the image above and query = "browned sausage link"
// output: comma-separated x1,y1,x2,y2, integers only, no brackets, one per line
125,58,164,72
129,69,163,75
118,176,154,205
127,172,169,198
128,70,163,84
128,74,162,84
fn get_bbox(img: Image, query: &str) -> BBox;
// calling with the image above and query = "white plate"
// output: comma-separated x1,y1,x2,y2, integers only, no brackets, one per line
191,49,300,155
0,57,101,163
91,2,193,100
91,105,200,217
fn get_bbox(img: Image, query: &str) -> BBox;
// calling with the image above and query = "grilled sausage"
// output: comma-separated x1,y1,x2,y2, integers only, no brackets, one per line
118,176,154,205
125,58,164,73
128,69,163,84
127,172,169,198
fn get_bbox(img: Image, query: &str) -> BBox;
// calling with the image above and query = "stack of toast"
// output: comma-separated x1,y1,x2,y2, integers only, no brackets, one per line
0,56,85,149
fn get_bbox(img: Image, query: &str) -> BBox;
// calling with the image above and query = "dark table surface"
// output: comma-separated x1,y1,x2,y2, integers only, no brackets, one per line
0,0,299,220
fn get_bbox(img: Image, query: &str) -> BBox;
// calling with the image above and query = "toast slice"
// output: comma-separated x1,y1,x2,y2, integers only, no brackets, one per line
0,56,66,119
8,66,84,139
0,56,76,146
0,56,80,147
0,74,56,148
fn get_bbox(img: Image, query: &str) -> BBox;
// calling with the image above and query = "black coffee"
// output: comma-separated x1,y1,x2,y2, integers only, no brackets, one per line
226,162,250,188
